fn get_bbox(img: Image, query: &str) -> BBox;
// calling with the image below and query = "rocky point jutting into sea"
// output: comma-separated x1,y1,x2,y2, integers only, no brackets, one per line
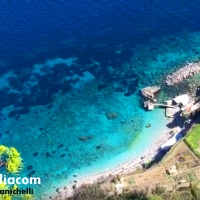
166,61,200,86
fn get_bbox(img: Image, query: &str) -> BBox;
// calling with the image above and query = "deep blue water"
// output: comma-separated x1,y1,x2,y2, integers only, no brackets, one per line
0,0,200,110
1,0,200,68
1,0,200,198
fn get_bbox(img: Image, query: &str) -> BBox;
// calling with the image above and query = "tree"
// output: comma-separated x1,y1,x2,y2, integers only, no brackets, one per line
0,145,34,200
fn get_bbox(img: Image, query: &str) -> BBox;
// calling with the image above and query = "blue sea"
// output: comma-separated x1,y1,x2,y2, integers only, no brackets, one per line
1,0,200,199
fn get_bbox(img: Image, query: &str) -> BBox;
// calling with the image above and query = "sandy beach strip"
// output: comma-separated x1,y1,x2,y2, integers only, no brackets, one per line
51,125,182,200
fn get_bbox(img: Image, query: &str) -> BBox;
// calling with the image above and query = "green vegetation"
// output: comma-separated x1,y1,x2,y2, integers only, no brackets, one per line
66,183,200,200
68,184,106,200
185,124,200,158
0,145,23,175
0,145,34,200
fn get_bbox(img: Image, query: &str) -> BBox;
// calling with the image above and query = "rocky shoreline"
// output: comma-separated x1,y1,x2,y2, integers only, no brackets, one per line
166,61,200,85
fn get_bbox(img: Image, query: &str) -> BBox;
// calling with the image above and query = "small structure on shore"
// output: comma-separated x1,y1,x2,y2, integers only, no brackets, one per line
141,86,197,116
173,94,190,106
141,86,200,125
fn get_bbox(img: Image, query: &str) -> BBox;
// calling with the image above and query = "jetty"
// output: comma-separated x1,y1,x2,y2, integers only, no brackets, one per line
141,85,200,122
144,100,176,111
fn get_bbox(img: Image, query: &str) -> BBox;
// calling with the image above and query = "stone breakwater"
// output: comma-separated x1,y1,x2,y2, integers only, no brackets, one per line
166,62,200,85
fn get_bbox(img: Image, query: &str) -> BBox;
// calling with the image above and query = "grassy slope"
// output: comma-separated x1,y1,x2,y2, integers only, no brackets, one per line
185,123,200,158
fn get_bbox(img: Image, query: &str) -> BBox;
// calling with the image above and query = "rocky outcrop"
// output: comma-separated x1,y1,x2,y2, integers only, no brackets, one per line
106,112,118,120
78,136,93,142
141,86,161,102
166,62,200,85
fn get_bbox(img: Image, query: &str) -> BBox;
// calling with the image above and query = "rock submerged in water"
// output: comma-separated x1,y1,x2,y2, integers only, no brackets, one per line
106,112,118,119
96,145,101,149
146,124,151,128
78,136,93,142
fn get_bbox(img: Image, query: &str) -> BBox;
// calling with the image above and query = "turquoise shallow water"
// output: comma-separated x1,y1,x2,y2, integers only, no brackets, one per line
1,31,200,199
0,85,169,199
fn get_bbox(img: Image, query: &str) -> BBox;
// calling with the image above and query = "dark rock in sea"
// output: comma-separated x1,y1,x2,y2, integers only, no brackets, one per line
96,145,101,149
72,184,77,189
28,170,36,177
8,107,30,118
149,47,158,52
31,170,35,175
6,131,10,134
0,133,2,138
146,124,151,128
124,92,132,97
27,165,33,170
115,87,126,93
60,154,66,158
33,152,38,156
58,144,64,148
78,136,92,141
65,148,68,151
78,136,87,141
46,104,52,108
52,151,56,154
14,115,21,120
8,77,24,91
106,112,118,119
98,84,107,91
46,152,51,157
